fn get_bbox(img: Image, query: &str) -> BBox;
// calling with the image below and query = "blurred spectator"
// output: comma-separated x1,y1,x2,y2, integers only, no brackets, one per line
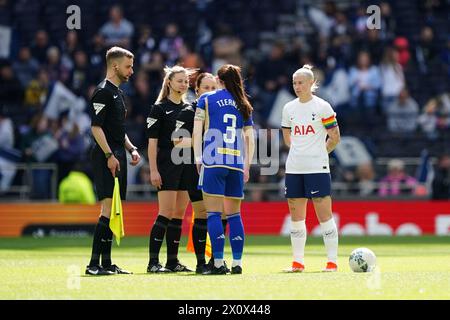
24,68,49,110
100,5,134,49
30,30,50,64
0,108,17,192
386,88,419,134
135,24,156,66
317,57,350,121
305,1,337,39
431,153,450,199
356,162,376,196
378,159,418,197
339,162,376,196
67,50,90,95
327,11,354,67
0,63,24,108
55,114,85,182
158,23,184,66
415,26,439,74
393,37,411,69
380,46,405,112
255,42,290,119
354,5,370,36
348,51,381,119
20,113,58,199
45,46,63,82
130,71,152,123
379,2,396,41
418,93,450,138
211,24,243,72
60,31,81,78
417,96,439,138
12,46,39,87
354,29,385,65
87,34,106,84
178,43,204,69
58,163,96,204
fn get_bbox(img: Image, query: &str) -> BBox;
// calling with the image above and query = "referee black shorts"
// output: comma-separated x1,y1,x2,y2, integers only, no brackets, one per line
91,145,127,201
185,163,203,202
157,150,201,202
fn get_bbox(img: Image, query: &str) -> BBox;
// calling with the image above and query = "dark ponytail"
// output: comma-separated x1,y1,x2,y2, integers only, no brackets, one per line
217,64,253,121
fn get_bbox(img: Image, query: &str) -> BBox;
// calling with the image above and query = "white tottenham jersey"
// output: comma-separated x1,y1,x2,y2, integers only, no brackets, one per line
281,95,338,174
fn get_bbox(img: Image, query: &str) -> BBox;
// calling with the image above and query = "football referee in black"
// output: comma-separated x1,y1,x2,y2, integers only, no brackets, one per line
146,65,193,273
86,46,141,276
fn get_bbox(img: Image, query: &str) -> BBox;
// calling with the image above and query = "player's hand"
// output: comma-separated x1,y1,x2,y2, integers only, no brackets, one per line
150,170,162,189
108,155,120,177
130,150,141,166
244,167,250,183
196,163,202,174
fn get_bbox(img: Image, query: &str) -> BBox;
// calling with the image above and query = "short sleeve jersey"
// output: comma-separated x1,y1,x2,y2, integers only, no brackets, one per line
90,79,127,148
146,98,190,150
281,95,338,174
197,89,253,171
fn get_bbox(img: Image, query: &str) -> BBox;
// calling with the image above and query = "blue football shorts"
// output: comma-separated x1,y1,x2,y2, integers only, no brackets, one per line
199,166,244,199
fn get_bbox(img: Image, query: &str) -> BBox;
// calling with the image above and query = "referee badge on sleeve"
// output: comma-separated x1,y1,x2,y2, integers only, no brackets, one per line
147,117,157,128
93,103,105,115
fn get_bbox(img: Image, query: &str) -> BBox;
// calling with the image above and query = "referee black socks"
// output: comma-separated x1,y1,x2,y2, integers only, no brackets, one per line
89,216,110,266
166,218,183,266
193,218,207,265
149,215,170,265
101,221,113,268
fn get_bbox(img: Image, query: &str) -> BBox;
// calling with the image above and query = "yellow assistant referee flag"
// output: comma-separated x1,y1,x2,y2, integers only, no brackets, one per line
110,177,124,245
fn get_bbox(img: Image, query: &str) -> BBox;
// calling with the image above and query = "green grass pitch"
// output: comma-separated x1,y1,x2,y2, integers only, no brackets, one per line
0,236,449,300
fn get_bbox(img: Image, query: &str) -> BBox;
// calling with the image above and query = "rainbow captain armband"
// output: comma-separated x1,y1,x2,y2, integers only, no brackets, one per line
322,115,338,129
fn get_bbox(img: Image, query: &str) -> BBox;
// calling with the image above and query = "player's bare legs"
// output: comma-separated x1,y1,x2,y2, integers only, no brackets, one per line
100,198,112,218
312,196,338,271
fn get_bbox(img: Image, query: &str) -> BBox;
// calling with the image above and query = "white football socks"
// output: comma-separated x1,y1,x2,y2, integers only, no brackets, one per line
290,220,307,264
232,260,242,268
320,217,338,263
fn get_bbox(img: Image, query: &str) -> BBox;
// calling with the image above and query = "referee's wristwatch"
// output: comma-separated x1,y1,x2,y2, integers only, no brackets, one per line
105,152,113,159
128,147,138,154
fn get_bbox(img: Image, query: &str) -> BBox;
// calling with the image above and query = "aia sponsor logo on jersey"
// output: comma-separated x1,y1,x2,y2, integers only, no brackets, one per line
293,124,315,136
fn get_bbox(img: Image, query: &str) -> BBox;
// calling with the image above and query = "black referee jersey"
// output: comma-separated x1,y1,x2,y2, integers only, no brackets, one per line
89,79,128,200
146,98,189,150
90,79,127,149
146,98,194,191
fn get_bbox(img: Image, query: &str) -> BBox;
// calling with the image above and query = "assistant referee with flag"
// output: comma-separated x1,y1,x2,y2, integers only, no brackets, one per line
86,46,141,276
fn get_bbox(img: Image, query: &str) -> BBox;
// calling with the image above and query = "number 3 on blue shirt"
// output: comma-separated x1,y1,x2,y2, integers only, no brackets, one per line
223,114,237,143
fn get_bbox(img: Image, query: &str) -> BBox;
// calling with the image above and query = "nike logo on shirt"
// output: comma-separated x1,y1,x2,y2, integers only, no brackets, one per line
113,95,118,99
165,110,174,114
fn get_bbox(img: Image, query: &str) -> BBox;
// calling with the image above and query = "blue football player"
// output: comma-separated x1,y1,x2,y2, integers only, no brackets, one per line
193,64,255,274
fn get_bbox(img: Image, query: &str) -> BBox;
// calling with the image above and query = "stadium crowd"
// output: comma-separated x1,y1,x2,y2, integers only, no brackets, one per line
0,0,448,200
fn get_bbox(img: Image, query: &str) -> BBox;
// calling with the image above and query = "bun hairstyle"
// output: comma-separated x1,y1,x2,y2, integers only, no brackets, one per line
293,64,319,93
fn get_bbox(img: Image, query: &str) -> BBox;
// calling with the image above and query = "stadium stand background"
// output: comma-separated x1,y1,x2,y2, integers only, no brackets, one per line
0,0,448,201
